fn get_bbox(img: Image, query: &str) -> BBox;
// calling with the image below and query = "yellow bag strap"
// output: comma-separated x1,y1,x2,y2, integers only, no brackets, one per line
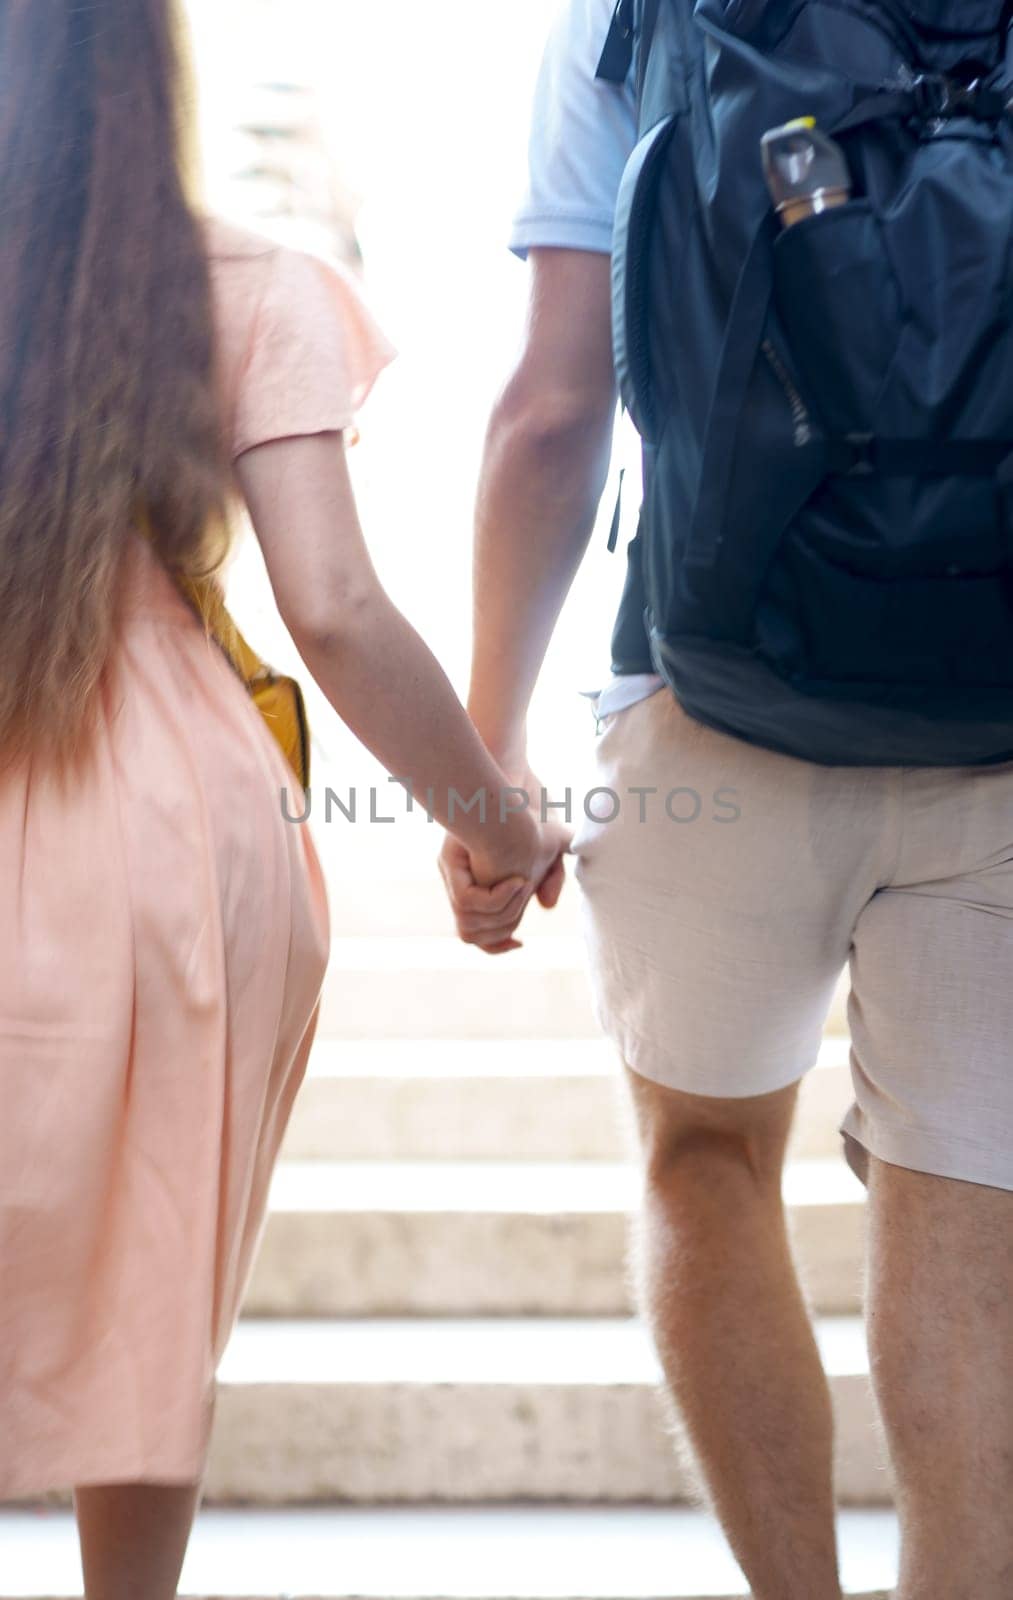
133,509,311,790
136,511,277,690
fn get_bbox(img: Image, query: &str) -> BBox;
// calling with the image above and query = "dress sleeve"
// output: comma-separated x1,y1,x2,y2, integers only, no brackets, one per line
232,246,397,460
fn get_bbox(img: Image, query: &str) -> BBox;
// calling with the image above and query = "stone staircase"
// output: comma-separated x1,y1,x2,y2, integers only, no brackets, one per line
2,880,898,1598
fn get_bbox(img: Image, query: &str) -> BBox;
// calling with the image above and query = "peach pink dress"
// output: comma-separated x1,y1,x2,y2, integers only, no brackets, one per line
0,218,395,1499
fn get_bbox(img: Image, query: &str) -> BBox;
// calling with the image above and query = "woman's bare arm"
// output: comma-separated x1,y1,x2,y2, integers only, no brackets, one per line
235,431,564,905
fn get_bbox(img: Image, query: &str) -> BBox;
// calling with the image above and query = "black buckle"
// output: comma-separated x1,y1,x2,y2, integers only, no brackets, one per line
910,74,950,119
909,72,1008,123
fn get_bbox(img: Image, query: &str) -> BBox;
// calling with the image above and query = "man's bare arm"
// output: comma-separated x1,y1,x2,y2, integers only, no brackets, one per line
467,248,618,773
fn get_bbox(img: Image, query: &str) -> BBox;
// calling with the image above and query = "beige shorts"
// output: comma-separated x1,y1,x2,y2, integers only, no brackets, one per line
571,687,1013,1192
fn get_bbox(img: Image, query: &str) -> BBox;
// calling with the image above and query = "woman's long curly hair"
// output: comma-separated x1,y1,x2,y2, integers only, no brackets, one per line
0,0,230,767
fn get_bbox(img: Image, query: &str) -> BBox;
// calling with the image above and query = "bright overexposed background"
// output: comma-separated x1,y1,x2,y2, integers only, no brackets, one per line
183,0,637,884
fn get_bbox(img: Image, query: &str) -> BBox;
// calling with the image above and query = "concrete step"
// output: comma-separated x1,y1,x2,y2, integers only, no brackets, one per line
248,1157,865,1317
197,1316,889,1505
284,1037,855,1162
318,939,853,1041
319,936,600,1040
0,1503,899,1598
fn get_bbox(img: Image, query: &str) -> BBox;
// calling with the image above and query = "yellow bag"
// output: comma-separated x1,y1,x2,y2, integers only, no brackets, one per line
179,572,312,793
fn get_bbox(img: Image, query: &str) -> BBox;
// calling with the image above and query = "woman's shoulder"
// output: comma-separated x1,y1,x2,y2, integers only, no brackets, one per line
202,211,392,351
200,213,396,460
201,214,283,268
199,213,368,313
201,214,361,278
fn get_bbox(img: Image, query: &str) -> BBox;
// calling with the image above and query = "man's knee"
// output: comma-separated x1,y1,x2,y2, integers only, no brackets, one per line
625,1065,799,1193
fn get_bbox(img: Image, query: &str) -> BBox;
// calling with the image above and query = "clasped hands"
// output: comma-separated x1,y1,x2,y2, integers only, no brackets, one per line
439,764,572,953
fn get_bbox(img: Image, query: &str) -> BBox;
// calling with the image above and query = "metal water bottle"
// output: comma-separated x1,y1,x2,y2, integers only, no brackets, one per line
761,117,853,228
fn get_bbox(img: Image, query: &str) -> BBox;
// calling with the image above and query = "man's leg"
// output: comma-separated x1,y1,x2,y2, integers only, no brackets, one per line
626,1069,842,1600
866,1159,1013,1600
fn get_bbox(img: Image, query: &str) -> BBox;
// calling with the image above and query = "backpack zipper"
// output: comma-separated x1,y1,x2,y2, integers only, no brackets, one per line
761,337,813,448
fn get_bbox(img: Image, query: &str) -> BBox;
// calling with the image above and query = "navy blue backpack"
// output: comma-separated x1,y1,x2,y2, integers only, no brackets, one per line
600,0,1013,764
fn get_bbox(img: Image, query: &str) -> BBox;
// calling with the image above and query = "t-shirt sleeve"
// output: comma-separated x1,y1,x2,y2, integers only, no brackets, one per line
232,247,397,460
509,0,639,259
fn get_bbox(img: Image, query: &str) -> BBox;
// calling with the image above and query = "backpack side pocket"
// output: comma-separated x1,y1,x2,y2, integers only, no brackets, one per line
771,199,899,435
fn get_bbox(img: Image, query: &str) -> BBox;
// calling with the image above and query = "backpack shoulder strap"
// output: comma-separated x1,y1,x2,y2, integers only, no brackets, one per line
596,0,636,82
636,0,662,96
596,0,662,94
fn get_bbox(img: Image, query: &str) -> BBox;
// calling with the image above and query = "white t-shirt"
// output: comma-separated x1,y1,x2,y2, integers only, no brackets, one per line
511,0,638,259
510,0,663,715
